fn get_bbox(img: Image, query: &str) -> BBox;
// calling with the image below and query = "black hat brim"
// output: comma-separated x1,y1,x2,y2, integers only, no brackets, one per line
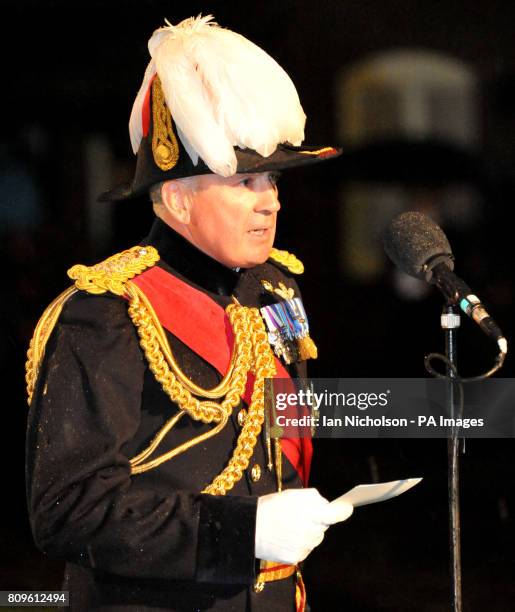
99,143,342,202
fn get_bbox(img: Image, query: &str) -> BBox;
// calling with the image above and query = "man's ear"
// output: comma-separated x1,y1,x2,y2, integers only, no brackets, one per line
161,181,192,225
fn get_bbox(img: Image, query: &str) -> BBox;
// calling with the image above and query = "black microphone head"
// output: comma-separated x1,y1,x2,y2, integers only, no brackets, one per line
383,211,454,281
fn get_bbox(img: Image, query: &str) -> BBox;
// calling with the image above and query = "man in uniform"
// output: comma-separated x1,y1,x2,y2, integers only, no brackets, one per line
26,16,352,611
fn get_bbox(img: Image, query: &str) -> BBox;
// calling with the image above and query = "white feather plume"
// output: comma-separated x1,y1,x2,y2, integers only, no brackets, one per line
129,14,306,176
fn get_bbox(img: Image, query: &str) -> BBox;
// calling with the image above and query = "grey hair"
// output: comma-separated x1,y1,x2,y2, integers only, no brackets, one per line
150,177,200,206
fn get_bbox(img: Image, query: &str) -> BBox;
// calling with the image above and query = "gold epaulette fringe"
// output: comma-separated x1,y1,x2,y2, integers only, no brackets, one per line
268,248,304,274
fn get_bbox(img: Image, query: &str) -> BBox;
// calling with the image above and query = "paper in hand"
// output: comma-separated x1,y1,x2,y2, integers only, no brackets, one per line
325,478,422,525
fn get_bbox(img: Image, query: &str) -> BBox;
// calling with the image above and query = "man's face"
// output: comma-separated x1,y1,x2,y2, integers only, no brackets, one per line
186,172,281,269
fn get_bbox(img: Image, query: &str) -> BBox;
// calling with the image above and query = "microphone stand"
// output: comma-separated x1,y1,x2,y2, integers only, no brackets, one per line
441,303,463,612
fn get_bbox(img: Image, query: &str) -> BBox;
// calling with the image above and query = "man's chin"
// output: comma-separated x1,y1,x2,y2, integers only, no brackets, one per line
237,255,270,270
230,245,272,269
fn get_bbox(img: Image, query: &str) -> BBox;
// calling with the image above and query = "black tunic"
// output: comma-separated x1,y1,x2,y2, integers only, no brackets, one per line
26,218,307,611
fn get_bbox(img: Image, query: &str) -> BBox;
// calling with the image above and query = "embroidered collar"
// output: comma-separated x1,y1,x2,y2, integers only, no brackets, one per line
143,217,241,296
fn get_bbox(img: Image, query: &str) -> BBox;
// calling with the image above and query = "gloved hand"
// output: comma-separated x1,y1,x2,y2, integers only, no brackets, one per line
254,488,353,565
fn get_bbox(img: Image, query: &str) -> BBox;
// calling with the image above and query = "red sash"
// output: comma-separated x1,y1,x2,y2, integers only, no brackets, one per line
131,265,312,485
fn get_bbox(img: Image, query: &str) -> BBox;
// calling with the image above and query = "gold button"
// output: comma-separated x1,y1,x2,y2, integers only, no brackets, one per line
237,408,247,427
253,580,265,593
250,464,261,482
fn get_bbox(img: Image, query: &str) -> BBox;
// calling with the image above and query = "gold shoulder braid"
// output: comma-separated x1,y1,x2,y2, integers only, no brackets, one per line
67,245,160,296
268,248,304,274
26,245,277,496
25,246,159,405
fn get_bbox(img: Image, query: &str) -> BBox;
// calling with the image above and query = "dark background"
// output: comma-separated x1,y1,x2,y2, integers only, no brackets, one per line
2,1,515,610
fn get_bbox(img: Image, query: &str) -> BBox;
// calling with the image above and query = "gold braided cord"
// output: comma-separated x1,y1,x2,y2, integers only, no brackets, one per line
127,282,239,400
152,76,180,171
67,245,237,400
203,308,276,495
130,409,231,475
125,282,250,426
130,410,186,467
25,286,78,405
268,248,304,275
125,280,277,494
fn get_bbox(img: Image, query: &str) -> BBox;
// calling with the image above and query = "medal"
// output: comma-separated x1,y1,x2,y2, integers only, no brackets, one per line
260,280,318,363
260,304,297,363
285,297,318,360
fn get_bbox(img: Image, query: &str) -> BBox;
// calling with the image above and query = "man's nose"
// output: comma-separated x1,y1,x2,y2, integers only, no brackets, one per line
257,184,281,214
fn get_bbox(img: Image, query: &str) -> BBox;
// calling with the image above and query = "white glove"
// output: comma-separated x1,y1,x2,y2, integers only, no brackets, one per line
254,488,353,565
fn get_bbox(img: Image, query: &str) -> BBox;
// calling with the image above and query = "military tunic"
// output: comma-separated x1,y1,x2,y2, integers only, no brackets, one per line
26,218,308,611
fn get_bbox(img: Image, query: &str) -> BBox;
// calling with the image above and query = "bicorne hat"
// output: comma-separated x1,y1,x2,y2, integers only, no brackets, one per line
100,15,341,201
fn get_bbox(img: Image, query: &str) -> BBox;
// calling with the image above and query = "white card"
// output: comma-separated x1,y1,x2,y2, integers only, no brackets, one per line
330,477,422,512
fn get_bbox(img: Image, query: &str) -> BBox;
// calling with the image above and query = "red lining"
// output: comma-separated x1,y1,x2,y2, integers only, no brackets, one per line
141,75,156,138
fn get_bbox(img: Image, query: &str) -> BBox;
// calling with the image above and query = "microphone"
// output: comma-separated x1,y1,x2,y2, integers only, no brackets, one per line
383,211,507,355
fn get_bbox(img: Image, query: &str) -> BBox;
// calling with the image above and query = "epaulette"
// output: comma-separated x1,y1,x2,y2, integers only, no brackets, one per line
67,245,160,295
25,245,160,404
267,248,304,275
